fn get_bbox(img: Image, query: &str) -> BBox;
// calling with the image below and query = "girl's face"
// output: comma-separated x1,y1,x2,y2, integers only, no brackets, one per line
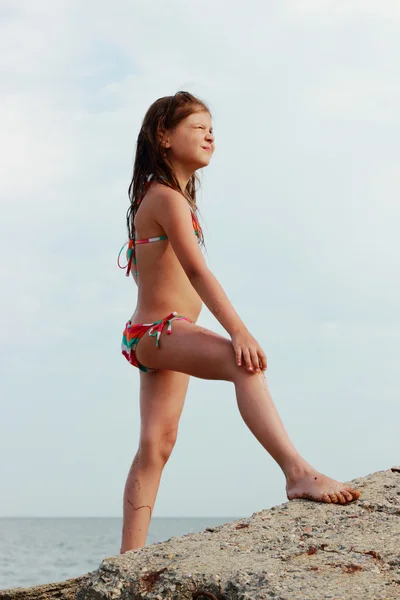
163,110,215,171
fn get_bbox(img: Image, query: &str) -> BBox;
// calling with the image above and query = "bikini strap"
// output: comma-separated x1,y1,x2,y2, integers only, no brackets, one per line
117,174,155,277
117,174,201,276
191,209,201,238
137,173,154,207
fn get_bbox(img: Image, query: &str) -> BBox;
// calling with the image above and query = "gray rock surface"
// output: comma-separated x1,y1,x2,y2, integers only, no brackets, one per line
2,468,399,599
0,576,89,600
75,468,400,599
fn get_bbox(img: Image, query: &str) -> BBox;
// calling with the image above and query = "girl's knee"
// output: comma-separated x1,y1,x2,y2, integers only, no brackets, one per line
139,428,178,465
232,366,265,385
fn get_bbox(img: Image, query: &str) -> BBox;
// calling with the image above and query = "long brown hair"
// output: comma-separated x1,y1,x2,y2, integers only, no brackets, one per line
126,91,211,248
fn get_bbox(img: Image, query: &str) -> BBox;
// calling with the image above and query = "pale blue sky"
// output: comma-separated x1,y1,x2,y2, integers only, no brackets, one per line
1,0,399,517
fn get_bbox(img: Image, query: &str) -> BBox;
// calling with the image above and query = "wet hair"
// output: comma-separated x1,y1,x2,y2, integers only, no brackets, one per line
126,91,211,248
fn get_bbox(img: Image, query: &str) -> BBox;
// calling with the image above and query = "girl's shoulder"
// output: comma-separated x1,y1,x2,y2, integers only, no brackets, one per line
147,182,192,217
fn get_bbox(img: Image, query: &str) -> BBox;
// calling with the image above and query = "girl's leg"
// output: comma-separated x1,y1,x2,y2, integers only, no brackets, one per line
135,321,361,504
120,370,190,553
233,371,358,503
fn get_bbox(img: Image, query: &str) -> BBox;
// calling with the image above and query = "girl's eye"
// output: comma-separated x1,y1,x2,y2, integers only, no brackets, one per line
196,125,213,134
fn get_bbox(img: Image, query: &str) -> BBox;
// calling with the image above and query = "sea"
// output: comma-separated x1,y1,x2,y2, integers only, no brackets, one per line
0,516,239,591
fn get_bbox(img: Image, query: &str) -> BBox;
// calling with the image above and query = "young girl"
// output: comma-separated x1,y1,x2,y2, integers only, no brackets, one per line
117,91,361,553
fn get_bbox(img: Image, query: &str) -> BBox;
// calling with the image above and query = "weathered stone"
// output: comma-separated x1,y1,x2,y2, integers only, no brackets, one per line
0,575,90,600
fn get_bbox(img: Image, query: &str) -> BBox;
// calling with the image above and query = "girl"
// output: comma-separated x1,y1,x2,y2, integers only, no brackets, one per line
117,91,361,553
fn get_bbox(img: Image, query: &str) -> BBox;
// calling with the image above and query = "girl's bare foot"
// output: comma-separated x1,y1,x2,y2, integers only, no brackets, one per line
285,468,361,504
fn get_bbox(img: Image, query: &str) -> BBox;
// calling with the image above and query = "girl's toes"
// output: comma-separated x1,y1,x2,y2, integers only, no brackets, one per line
330,493,338,503
342,490,353,502
322,493,331,503
336,492,346,504
346,487,361,500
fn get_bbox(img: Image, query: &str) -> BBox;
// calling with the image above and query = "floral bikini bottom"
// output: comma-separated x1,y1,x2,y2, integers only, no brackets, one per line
121,311,192,373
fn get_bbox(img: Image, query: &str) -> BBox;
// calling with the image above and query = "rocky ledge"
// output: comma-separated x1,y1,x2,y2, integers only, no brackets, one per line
1,468,399,600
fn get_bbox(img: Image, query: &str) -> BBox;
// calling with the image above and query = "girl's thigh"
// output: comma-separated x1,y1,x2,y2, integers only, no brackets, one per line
139,370,191,440
135,321,239,382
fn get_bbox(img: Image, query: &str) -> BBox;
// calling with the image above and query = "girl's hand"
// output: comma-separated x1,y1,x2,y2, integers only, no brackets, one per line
231,329,267,373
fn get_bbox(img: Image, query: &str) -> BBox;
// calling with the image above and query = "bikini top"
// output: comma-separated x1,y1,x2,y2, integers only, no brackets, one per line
117,173,201,278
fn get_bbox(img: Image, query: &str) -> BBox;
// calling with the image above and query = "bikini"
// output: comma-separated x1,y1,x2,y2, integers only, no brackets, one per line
117,173,200,373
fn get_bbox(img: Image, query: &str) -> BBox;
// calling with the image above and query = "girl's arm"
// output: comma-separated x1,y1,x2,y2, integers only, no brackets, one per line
154,187,245,335
154,187,267,372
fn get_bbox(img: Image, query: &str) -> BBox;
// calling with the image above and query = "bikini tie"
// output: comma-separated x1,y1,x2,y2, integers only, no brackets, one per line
148,311,179,348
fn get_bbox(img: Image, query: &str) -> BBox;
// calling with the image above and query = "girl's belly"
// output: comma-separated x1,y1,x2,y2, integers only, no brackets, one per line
129,277,202,324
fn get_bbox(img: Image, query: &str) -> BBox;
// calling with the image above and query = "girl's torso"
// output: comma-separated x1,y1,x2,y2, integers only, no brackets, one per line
124,179,203,324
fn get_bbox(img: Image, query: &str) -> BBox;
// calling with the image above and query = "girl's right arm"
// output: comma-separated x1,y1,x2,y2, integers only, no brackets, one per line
154,188,267,373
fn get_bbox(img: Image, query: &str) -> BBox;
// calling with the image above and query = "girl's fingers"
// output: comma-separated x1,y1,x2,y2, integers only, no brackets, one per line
242,349,252,371
250,349,260,372
233,343,267,373
259,349,267,370
235,347,242,366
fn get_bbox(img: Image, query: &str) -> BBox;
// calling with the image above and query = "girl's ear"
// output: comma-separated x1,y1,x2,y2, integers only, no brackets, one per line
157,127,171,149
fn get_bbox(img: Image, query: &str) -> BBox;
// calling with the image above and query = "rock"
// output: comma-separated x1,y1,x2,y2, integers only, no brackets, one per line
1,469,399,600
0,575,90,600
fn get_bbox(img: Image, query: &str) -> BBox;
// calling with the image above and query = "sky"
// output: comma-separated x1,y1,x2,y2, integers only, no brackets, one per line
0,0,399,519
